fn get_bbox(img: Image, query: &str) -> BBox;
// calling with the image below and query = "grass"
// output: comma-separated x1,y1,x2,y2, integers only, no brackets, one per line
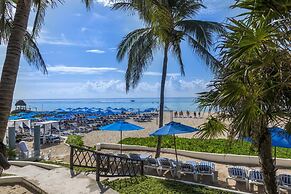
102,176,231,194
120,136,291,159
66,135,84,147
1,173,15,177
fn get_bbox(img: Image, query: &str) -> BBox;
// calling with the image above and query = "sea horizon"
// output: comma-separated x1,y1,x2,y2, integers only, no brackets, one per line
12,97,200,112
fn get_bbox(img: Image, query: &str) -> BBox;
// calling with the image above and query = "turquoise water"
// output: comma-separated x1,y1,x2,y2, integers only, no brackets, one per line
13,97,199,112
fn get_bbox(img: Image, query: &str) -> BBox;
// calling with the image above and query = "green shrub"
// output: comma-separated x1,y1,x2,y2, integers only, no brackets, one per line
120,137,291,159
102,176,231,194
66,135,84,147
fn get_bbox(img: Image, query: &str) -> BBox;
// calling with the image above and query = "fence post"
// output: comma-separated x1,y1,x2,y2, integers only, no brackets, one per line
70,146,74,171
96,153,100,182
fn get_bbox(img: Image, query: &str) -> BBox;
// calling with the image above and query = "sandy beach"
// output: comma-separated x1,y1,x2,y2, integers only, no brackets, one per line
83,111,218,146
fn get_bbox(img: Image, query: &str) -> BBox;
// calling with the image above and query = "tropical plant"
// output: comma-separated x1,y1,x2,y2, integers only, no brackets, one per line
113,0,224,157
197,1,291,193
0,0,92,169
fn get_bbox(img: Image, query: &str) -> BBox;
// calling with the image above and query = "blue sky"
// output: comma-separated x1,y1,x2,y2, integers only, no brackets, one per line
0,0,240,99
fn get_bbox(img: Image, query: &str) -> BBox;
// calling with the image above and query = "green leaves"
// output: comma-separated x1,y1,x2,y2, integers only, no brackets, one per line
197,116,227,139
114,0,223,92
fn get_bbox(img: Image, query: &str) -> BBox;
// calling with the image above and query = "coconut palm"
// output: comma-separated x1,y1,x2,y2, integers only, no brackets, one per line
0,0,94,167
0,0,64,169
197,1,291,193
113,0,224,157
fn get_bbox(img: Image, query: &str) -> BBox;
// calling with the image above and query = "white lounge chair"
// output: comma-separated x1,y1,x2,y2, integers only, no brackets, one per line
144,158,159,174
156,157,176,177
177,162,197,180
226,166,249,190
248,169,264,192
278,174,291,192
18,141,34,159
196,161,215,182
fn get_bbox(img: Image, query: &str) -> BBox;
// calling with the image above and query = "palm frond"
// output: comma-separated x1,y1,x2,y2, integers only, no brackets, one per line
171,40,185,76
186,34,222,73
31,0,62,38
177,20,224,48
81,0,94,10
197,116,227,139
124,29,157,91
117,28,151,62
22,31,47,74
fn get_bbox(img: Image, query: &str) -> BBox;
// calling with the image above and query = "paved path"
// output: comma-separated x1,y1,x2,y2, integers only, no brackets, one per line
6,165,118,194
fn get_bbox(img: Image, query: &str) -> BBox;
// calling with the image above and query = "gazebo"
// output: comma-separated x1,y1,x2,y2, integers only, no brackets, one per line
15,100,27,111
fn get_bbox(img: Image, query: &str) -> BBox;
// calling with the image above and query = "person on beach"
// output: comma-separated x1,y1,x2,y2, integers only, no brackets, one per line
194,112,197,118
174,111,178,118
198,112,201,118
179,111,183,118
186,110,190,118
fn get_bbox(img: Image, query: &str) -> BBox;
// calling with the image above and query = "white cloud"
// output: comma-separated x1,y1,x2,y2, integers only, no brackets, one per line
47,65,118,74
38,33,87,46
95,0,116,7
81,27,88,32
86,49,105,54
144,71,180,77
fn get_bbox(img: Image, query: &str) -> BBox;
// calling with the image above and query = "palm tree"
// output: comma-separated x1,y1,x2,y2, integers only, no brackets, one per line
0,0,65,169
113,0,224,157
197,1,290,193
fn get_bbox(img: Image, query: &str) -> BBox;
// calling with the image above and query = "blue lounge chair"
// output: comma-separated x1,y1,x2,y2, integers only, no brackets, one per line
196,161,215,182
156,157,176,177
278,174,291,192
177,162,197,180
144,158,159,174
248,169,264,191
226,166,249,190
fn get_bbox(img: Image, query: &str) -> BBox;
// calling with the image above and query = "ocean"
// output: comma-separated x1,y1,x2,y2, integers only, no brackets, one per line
13,97,200,112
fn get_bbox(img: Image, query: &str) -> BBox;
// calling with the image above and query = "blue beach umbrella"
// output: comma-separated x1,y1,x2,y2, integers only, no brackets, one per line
244,127,291,163
150,121,198,162
100,121,144,153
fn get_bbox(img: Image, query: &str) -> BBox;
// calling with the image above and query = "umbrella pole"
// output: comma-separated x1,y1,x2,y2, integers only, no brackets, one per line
120,130,123,154
274,146,277,165
173,135,178,163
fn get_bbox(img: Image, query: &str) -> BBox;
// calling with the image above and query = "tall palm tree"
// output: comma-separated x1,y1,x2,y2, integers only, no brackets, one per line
0,0,64,169
197,1,291,193
113,0,224,157
0,0,94,168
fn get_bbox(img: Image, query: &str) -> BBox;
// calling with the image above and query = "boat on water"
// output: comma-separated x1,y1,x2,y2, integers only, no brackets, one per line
130,100,135,102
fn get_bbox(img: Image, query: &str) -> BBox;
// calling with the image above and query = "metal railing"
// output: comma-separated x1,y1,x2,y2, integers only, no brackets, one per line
70,145,144,181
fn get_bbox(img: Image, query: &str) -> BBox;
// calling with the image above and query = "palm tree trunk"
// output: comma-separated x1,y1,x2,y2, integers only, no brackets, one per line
257,127,278,194
155,43,169,158
0,0,32,160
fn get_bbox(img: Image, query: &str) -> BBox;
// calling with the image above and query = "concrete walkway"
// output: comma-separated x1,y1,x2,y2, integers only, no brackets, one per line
5,165,118,194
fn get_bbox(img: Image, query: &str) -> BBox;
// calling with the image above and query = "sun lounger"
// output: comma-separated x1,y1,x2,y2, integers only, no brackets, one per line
129,153,141,160
156,157,176,177
248,169,264,191
196,161,215,182
19,141,33,159
278,174,291,191
177,162,197,180
144,158,159,173
226,166,249,190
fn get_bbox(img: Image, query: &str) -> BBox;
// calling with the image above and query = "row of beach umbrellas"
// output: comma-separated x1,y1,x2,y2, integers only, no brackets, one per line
9,107,157,121
100,121,291,164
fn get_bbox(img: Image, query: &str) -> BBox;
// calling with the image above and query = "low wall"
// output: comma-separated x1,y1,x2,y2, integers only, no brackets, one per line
96,143,291,168
0,176,47,194
8,161,60,170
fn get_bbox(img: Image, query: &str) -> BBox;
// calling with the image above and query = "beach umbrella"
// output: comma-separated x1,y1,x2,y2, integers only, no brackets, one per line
100,121,144,153
244,127,291,163
150,121,198,162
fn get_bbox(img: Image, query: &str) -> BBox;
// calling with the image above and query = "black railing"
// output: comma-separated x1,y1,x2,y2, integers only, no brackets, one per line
70,145,144,181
